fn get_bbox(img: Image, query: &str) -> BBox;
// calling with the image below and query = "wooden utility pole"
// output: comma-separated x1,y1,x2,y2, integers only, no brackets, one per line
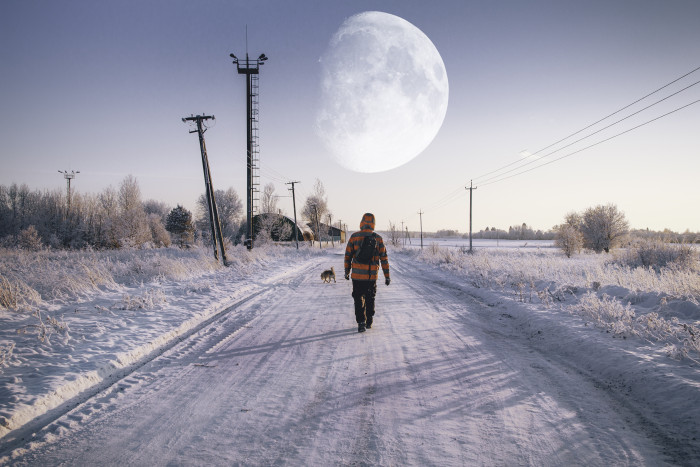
286,181,300,250
466,180,477,253
328,213,334,246
418,210,424,250
312,205,321,249
182,114,227,264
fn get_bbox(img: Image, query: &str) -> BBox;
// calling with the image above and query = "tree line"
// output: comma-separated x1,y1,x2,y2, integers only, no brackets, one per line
0,177,238,250
0,176,336,251
467,224,556,241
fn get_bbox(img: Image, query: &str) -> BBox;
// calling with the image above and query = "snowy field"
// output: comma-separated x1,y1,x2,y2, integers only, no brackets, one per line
397,237,555,251
0,243,699,465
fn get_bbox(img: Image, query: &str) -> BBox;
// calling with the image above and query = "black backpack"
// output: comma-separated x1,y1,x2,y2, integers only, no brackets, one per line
355,233,377,264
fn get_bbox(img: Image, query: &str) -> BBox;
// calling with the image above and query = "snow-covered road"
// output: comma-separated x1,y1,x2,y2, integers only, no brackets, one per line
2,253,691,465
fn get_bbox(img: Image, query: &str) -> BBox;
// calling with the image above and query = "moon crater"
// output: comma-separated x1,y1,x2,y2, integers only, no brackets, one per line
316,11,449,173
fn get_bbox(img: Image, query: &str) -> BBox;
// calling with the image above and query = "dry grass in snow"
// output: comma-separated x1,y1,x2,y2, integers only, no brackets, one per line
409,243,700,363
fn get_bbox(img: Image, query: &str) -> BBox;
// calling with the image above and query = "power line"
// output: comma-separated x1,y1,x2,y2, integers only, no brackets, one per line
399,65,700,226
479,98,700,187
527,65,700,157
476,78,700,185
471,65,700,184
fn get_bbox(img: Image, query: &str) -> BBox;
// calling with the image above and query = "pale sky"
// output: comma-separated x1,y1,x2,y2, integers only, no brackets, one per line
1,0,699,234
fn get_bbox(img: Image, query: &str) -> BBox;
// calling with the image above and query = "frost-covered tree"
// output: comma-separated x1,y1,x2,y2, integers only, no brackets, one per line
581,204,629,253
0,180,172,250
196,187,243,241
166,205,195,247
148,213,171,247
144,199,171,223
18,225,42,251
555,224,583,258
254,213,292,244
387,221,401,247
302,179,330,241
564,211,582,229
260,183,278,214
115,175,150,248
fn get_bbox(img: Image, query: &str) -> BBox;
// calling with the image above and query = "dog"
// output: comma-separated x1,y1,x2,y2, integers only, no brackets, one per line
320,266,336,283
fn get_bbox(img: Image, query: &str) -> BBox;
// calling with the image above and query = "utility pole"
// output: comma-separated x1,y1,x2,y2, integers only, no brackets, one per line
182,114,227,264
312,204,321,249
58,170,79,212
230,49,268,250
466,180,477,253
401,220,405,247
406,226,411,245
286,181,300,250
327,213,334,246
338,219,343,243
418,210,424,250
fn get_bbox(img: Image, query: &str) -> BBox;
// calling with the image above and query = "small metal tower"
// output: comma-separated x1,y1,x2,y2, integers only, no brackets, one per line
58,170,79,211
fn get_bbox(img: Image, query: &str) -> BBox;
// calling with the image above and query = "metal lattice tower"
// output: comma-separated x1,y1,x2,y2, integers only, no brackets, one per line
58,170,79,211
250,73,260,218
230,51,267,249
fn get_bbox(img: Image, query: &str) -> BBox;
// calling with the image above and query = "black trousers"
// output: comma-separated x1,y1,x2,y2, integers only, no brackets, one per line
352,280,377,324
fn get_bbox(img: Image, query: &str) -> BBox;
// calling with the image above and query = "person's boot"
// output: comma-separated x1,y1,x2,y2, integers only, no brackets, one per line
358,321,366,333
366,319,372,329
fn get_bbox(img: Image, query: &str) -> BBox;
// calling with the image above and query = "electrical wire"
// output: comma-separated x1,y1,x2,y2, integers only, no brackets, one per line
476,78,700,185
413,65,700,220
479,98,700,187
471,65,700,184
527,65,700,156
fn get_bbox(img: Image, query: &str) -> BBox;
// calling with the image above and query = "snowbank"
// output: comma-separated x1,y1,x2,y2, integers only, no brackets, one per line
0,244,329,439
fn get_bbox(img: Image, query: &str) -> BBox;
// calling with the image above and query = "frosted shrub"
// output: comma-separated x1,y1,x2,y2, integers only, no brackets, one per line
415,246,700,301
614,238,698,272
148,213,172,248
571,292,636,336
555,224,583,258
0,247,224,308
16,311,68,345
18,226,42,252
116,288,167,310
0,275,42,311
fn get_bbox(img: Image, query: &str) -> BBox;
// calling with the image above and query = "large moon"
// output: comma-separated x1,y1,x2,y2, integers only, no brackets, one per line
316,11,449,173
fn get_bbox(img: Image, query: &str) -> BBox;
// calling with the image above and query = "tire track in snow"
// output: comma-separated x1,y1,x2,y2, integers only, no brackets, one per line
391,252,684,465
0,258,322,461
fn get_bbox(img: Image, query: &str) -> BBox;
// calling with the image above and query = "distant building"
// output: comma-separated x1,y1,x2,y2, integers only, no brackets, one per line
238,213,313,243
307,222,345,243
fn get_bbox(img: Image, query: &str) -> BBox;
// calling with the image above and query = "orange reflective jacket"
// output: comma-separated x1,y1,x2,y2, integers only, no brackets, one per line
344,213,390,281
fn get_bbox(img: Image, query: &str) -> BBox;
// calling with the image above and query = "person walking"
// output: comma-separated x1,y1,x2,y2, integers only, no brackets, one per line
344,213,390,333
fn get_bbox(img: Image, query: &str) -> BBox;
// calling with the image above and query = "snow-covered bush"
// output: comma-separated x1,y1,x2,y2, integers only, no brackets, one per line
614,238,698,272
18,226,42,252
415,245,700,301
116,288,167,310
148,213,172,248
0,275,42,311
567,293,700,362
555,224,583,258
568,292,636,336
411,244,700,362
